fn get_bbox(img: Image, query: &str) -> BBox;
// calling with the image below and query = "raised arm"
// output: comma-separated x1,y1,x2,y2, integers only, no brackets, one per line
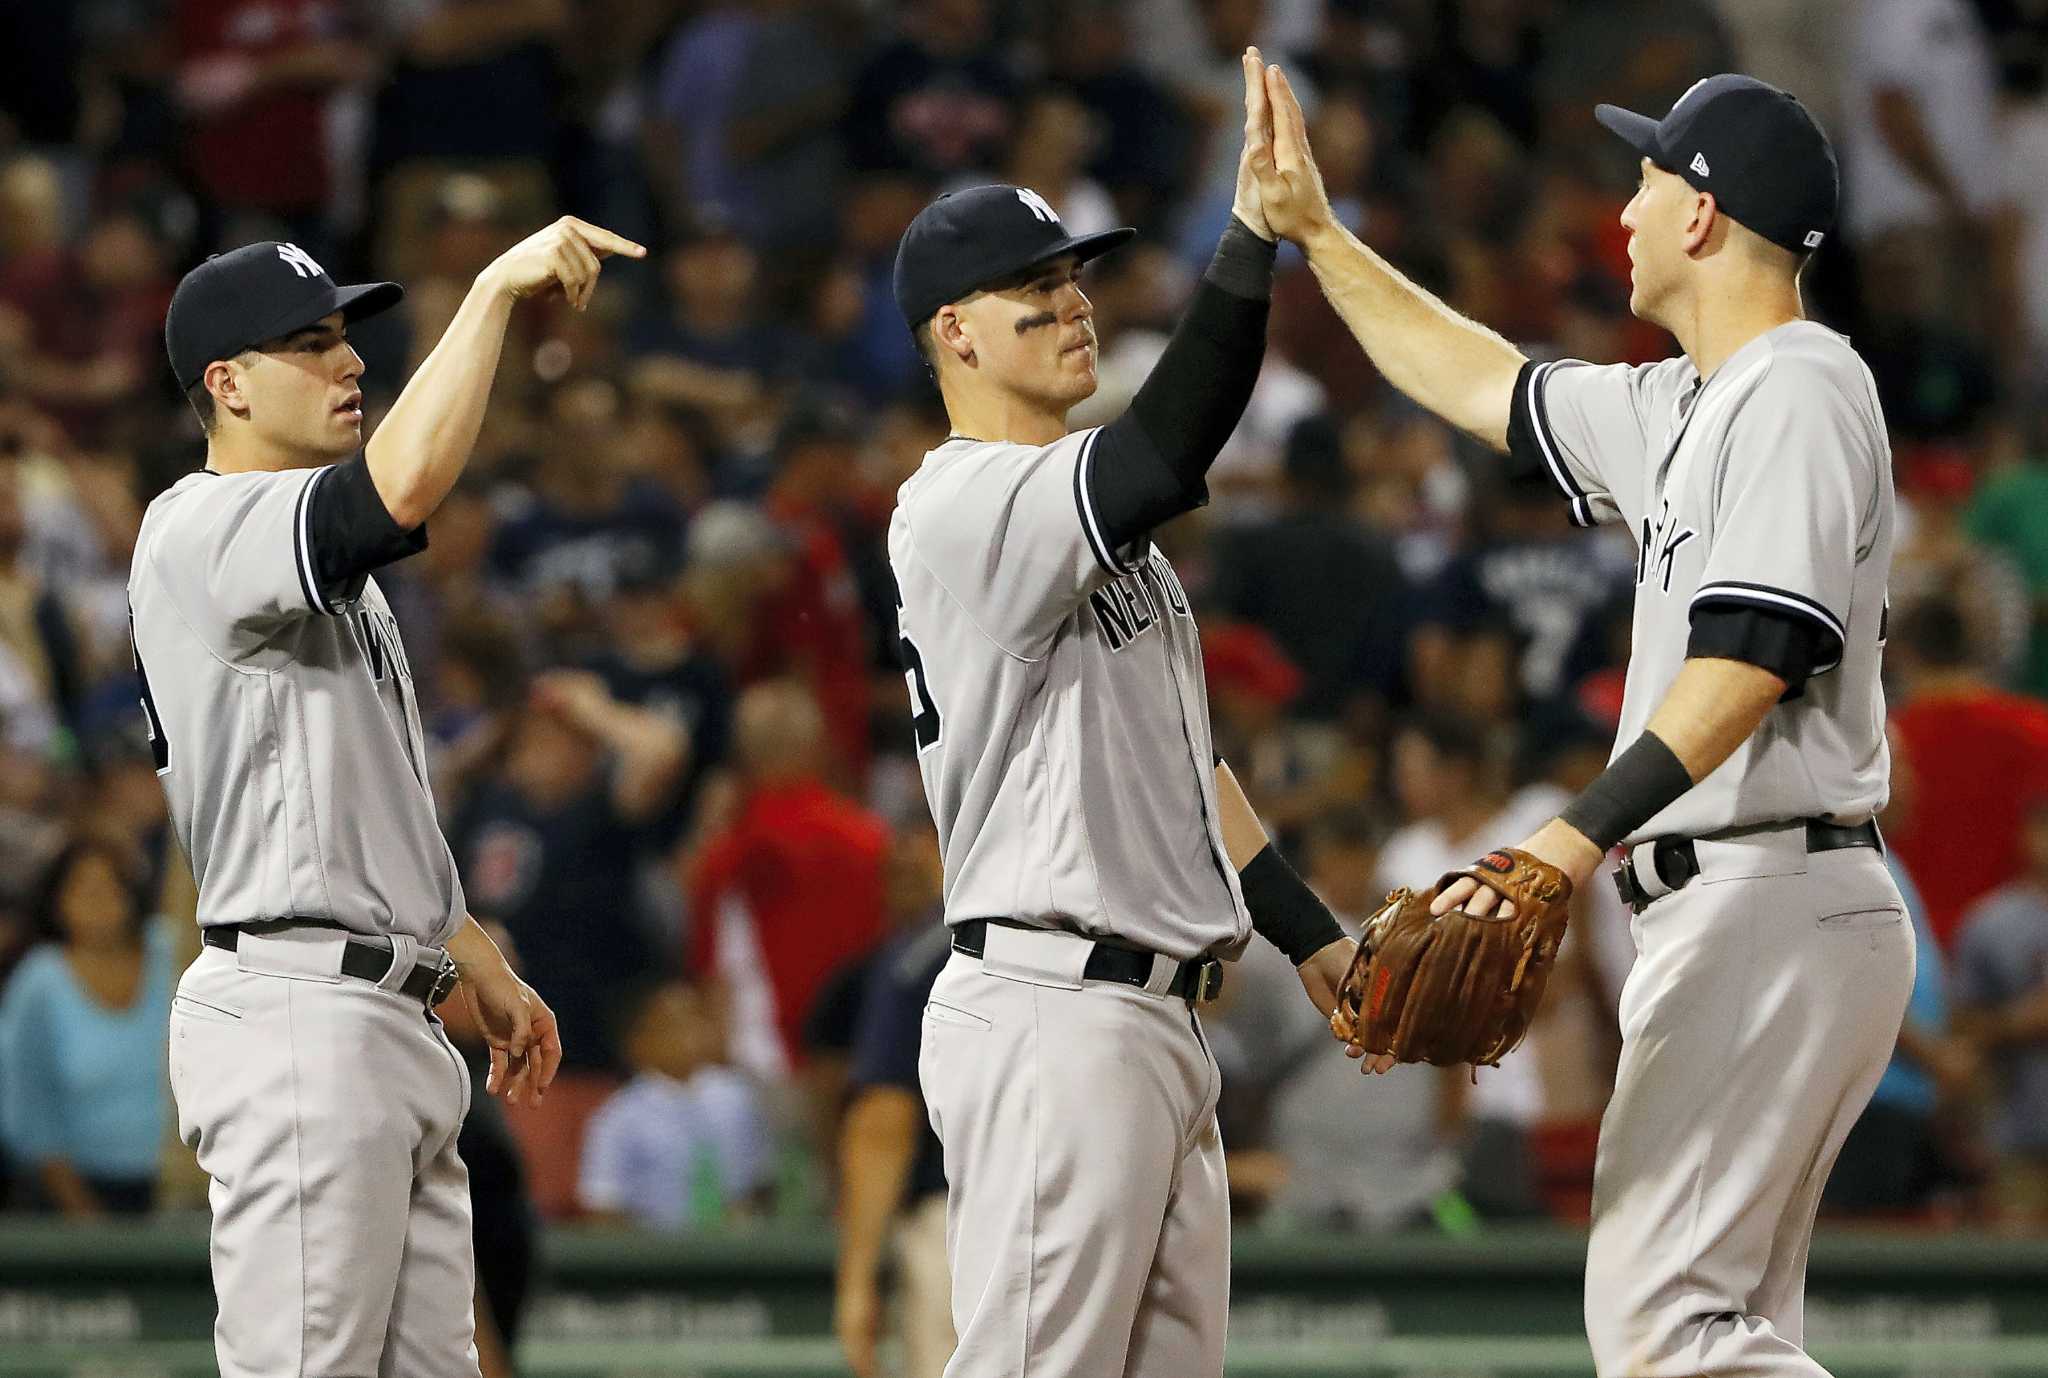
365,218,645,527
1250,63,1525,450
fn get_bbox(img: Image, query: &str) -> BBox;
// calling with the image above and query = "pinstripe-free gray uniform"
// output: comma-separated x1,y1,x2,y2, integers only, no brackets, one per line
131,462,480,1378
1518,320,1914,1376
888,429,1244,1376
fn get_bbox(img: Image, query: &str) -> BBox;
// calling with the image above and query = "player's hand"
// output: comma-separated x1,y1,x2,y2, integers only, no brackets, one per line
833,1272,884,1378
482,216,647,311
1248,61,1335,245
460,963,563,1106
1294,936,1355,1019
1232,48,1275,242
1430,819,1604,921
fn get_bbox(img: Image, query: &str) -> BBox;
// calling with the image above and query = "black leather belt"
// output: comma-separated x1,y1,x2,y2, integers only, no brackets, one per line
1614,819,1882,912
951,919,1225,1003
202,921,459,1006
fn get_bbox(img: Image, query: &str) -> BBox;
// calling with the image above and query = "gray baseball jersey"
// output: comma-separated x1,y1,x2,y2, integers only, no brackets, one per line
1517,320,1892,843
887,429,1249,961
129,465,465,943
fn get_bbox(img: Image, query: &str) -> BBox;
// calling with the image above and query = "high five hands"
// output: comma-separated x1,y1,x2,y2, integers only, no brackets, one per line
1238,48,1337,247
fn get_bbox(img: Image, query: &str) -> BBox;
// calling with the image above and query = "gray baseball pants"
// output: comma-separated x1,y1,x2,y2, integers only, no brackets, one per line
170,927,480,1378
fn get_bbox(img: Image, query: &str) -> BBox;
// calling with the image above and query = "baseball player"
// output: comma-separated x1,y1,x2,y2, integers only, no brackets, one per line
1249,66,1913,1376
134,218,641,1377
888,50,1355,1378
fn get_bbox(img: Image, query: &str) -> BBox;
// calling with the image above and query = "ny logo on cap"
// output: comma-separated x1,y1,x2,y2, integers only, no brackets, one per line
1015,188,1061,225
277,242,325,280
1690,152,1711,177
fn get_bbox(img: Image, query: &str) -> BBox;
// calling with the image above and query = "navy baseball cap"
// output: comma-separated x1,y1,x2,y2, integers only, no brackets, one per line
165,241,403,391
893,184,1135,331
1595,74,1838,255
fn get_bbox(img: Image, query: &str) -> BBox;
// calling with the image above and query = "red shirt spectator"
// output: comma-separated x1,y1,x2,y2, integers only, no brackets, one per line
687,681,887,1065
1892,686,2048,950
176,0,366,215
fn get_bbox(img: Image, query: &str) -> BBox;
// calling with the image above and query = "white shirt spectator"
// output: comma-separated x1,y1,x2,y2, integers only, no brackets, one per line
1841,0,2006,241
577,1066,773,1230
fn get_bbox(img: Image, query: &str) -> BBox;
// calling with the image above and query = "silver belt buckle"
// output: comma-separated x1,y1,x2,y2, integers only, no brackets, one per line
1194,959,1224,1003
427,955,460,1007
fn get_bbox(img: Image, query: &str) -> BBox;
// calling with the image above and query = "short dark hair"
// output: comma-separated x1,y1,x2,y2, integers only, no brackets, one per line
32,835,148,946
913,318,937,368
186,380,217,434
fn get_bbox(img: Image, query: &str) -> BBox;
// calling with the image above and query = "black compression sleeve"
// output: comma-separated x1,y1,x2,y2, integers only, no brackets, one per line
1688,604,1827,698
1239,843,1347,966
1557,730,1694,853
1086,218,1276,551
306,454,429,604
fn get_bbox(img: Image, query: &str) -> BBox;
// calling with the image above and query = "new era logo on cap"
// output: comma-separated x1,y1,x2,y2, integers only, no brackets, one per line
1690,152,1711,178
1804,230,1824,248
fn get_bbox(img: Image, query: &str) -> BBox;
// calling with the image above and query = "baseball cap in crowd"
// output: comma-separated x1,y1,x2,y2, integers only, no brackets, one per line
165,241,404,391
1594,74,1838,255
893,184,1135,331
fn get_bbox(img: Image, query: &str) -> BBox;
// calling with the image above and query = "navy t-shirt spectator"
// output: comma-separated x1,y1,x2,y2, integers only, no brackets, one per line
844,30,1019,174
453,771,662,1073
848,923,951,1205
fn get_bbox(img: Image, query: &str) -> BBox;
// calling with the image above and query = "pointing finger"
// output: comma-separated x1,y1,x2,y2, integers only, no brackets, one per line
566,218,649,260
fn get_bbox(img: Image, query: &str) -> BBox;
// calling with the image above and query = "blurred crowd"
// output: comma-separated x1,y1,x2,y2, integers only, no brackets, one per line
3,0,2048,1314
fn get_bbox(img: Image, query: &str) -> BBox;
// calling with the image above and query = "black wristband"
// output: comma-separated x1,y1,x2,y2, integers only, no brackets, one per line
1206,216,1278,300
1239,843,1346,966
1557,730,1694,852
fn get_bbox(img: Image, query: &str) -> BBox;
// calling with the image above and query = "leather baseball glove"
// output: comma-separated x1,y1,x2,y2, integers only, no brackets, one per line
1330,848,1573,1068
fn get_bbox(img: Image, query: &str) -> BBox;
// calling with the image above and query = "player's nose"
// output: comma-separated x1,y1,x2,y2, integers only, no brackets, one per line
338,344,365,382
1061,283,1094,322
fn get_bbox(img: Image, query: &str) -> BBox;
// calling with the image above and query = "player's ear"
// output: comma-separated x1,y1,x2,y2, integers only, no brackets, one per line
1682,190,1718,256
933,304,976,365
204,358,253,423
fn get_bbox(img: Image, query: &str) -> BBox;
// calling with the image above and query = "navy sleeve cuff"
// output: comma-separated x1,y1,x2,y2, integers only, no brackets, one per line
303,454,429,611
1504,359,1594,526
1687,602,1828,698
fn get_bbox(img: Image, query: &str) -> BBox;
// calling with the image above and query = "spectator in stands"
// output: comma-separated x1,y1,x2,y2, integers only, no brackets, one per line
1890,444,2030,686
1375,710,1561,1218
686,680,886,1078
833,819,953,1378
578,979,772,1230
0,836,171,1215
0,170,173,445
1953,794,2048,1230
1823,853,1969,1216
448,665,688,1216
1040,0,1192,233
172,0,376,242
1412,482,1633,723
0,457,82,752
367,0,567,279
1966,443,2048,699
1840,0,2016,348
1889,594,2048,949
626,217,795,448
844,0,1019,176
1212,414,1411,721
754,399,876,788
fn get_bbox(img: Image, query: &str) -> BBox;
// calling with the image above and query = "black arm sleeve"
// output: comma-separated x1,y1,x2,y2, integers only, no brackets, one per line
306,453,429,600
1687,603,1826,698
1086,218,1276,550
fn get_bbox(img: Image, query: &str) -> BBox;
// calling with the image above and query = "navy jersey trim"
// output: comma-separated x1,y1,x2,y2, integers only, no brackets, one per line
1510,360,1594,528
293,467,335,614
1072,428,1137,576
1690,580,1845,675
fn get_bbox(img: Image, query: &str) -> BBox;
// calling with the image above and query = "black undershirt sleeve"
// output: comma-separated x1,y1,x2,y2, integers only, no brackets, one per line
1687,604,1826,698
306,453,429,603
1086,217,1276,551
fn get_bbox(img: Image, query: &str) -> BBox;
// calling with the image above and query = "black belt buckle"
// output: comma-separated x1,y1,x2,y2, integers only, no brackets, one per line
425,954,459,1007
